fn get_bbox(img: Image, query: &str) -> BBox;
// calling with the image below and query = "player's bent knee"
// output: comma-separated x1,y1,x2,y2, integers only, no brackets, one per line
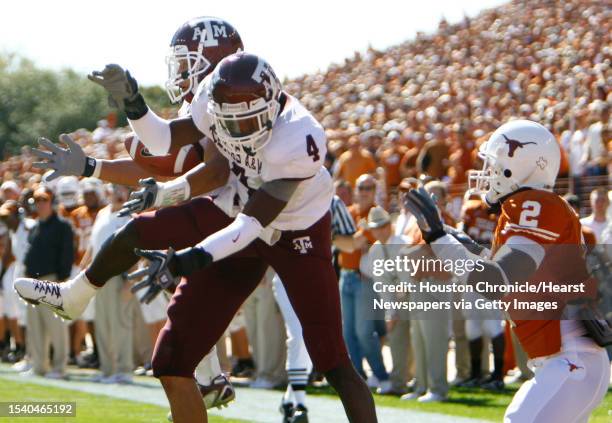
152,329,200,379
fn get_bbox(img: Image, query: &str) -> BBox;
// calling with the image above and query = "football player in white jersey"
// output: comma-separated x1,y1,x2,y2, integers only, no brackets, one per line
27,17,242,412
17,52,377,423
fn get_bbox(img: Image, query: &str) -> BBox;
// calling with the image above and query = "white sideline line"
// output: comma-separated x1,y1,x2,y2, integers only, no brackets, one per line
0,366,490,423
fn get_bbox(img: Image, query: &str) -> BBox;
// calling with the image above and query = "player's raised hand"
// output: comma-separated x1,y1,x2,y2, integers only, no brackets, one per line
444,225,486,255
403,187,446,243
88,64,148,119
32,134,90,181
118,178,160,217
127,248,179,304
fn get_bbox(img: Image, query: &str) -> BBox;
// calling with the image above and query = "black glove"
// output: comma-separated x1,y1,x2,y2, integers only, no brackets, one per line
118,178,159,217
128,246,213,304
88,64,148,120
444,225,485,255
403,187,446,243
128,248,180,304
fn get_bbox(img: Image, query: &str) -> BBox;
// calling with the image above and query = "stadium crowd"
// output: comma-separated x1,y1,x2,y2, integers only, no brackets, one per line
0,0,610,406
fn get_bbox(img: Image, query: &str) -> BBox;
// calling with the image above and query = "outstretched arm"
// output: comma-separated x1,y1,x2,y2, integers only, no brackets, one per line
88,64,203,155
169,178,303,275
118,142,229,216
403,187,543,299
32,134,168,186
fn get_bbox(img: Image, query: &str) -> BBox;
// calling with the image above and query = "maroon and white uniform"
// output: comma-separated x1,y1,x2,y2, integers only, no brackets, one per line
133,73,347,377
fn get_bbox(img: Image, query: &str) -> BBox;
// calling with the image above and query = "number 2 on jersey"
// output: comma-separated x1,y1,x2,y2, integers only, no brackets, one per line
519,200,541,227
306,135,320,162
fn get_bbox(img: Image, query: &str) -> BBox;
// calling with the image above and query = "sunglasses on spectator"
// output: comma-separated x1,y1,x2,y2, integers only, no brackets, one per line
34,197,50,203
357,185,375,191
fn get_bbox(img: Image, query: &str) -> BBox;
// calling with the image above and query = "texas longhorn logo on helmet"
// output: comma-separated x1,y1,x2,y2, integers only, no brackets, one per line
503,134,537,157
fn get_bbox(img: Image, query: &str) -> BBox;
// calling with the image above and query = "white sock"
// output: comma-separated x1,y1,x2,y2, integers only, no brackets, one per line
293,389,306,406
194,348,221,386
65,271,98,303
283,384,294,405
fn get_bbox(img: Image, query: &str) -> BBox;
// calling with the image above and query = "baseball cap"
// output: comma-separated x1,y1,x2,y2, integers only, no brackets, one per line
367,206,391,229
0,181,19,193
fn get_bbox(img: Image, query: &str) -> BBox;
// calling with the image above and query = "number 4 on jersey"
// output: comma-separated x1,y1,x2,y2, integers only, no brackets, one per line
306,135,320,162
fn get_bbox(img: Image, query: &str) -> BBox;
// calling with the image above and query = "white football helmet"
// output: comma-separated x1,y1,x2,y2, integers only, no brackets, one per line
56,176,81,208
468,120,560,205
80,177,106,202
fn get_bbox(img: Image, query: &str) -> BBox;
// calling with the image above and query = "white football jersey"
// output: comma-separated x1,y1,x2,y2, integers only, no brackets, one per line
191,76,333,231
181,96,239,203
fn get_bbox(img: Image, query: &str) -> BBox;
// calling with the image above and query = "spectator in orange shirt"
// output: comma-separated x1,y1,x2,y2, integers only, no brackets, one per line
338,175,387,385
377,131,405,191
333,136,377,187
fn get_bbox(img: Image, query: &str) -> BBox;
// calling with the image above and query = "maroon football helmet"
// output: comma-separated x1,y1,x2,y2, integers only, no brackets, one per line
208,52,282,152
165,17,243,103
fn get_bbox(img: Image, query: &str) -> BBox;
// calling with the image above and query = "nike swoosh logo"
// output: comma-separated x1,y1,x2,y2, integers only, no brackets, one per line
232,233,240,243
37,296,64,310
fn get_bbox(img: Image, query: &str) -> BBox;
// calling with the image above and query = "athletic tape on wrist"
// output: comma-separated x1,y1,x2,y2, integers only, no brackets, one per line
154,178,191,207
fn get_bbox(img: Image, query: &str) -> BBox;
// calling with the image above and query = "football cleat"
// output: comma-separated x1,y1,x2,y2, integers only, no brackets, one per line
291,404,309,423
167,375,236,421
14,278,88,320
280,402,294,423
198,374,236,409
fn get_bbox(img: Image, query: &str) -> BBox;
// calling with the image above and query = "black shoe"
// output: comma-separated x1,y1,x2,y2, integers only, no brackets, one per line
291,404,308,423
480,376,505,391
77,351,99,369
455,377,481,388
232,358,255,378
5,348,24,364
279,402,294,423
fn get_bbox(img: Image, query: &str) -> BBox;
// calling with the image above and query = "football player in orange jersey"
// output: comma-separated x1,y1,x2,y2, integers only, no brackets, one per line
405,120,610,423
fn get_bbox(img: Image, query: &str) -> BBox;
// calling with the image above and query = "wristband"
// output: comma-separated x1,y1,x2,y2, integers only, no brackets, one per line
124,93,149,120
153,177,191,208
83,157,102,178
424,228,446,244
174,247,213,276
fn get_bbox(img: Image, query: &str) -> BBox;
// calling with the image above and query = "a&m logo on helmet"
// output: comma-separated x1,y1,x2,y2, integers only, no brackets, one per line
251,58,278,102
191,20,228,45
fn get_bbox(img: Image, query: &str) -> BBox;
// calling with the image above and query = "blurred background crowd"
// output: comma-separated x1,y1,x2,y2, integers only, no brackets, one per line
0,0,610,402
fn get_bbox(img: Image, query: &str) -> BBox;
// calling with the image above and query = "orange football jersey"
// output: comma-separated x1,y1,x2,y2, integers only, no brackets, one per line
460,199,497,244
493,189,591,359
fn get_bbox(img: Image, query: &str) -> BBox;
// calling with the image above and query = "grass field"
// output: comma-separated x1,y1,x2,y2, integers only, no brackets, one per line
0,378,245,423
309,384,612,422
0,376,611,422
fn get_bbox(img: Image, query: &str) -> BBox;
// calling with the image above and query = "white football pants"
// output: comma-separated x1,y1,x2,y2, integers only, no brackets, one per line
505,344,610,423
